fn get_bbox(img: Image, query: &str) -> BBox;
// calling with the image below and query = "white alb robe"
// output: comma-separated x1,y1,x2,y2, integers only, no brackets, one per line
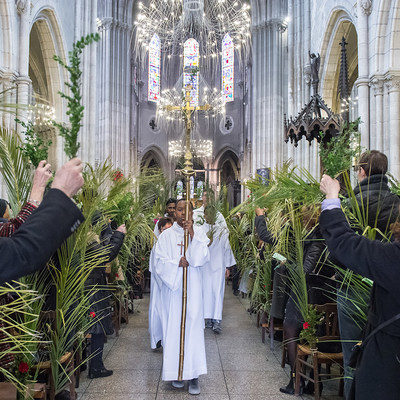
200,222,236,321
148,247,163,349
154,222,209,381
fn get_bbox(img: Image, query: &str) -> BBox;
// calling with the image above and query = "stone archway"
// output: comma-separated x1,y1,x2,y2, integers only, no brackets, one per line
320,9,358,114
29,8,67,166
216,149,241,208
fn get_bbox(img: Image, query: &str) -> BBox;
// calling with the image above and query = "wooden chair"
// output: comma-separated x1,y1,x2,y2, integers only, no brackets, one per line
36,311,76,400
294,303,344,400
0,382,47,399
35,352,76,400
260,290,284,349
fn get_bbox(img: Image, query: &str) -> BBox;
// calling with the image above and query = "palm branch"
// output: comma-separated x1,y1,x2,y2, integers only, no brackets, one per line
0,127,33,212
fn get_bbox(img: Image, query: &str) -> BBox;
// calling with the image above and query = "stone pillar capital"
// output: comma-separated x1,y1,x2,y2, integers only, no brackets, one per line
253,18,287,33
98,17,114,31
384,73,400,93
15,0,30,15
359,0,373,16
0,68,18,85
370,76,384,96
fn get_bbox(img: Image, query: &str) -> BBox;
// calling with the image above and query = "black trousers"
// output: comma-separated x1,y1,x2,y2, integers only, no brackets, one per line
90,333,105,371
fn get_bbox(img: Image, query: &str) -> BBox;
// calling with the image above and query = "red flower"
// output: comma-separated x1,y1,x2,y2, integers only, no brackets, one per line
303,322,310,330
18,362,29,374
90,312,96,319
263,285,266,288
113,170,124,181
115,273,119,278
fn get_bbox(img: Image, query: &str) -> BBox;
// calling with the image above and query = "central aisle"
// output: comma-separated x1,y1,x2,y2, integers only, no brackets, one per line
76,288,341,400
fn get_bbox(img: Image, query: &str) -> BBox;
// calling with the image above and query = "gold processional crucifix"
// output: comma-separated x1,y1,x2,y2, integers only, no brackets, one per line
164,84,211,380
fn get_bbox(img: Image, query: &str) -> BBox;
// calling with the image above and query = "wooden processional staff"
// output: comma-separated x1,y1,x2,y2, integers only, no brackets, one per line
165,85,211,380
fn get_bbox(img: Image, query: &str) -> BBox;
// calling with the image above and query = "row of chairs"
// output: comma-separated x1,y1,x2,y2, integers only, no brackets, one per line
1,285,132,400
260,302,344,400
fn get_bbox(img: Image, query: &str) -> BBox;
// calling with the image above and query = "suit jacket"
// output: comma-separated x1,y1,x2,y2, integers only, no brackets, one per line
0,189,84,284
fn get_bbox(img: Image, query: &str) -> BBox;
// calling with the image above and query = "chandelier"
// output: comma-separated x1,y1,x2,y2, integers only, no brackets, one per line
157,81,225,122
169,139,213,158
134,0,251,70
27,103,56,130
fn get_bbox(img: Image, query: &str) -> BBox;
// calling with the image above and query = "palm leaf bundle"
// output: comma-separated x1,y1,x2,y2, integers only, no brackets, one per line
0,127,33,213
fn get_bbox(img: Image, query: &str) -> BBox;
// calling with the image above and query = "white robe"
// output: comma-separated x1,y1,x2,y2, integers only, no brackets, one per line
154,222,209,381
148,247,163,349
200,222,236,321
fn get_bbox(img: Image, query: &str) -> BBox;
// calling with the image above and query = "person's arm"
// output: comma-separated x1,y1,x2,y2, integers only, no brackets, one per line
319,174,400,290
0,202,37,237
104,225,126,262
0,189,84,284
254,214,276,245
0,158,84,284
0,160,52,237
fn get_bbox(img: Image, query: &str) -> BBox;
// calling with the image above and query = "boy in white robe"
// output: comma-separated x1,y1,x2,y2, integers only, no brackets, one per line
149,217,173,349
200,205,236,333
154,199,209,395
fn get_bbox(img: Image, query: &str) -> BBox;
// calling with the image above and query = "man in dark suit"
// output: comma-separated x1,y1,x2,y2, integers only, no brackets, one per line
0,158,84,284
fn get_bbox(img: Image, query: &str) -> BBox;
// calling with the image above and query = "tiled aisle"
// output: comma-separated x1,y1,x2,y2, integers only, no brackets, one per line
76,288,342,400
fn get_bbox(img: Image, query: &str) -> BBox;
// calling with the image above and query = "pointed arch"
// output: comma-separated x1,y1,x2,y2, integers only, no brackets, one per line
183,38,199,106
148,33,161,102
222,33,234,102
319,8,358,113
0,1,12,68
29,7,68,165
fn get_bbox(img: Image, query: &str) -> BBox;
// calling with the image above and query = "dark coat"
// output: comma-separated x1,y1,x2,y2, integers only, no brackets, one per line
86,230,125,335
320,208,400,400
352,174,400,238
254,215,276,245
0,189,84,285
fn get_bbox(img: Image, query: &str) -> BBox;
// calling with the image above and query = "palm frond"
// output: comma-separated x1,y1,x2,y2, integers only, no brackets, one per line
0,127,33,212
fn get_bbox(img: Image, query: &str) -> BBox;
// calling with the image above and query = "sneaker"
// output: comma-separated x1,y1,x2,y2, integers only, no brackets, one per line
233,290,240,296
172,380,184,389
188,378,200,395
213,320,222,334
205,319,213,329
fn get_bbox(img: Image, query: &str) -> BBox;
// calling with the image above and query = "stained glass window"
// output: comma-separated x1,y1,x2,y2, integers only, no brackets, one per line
148,34,161,102
184,38,199,107
222,34,234,102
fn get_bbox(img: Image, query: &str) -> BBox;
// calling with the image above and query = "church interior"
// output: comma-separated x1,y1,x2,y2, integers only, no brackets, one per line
1,0,400,399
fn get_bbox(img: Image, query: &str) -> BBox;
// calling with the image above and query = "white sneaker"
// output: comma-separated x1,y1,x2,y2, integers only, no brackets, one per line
188,378,200,395
172,380,184,389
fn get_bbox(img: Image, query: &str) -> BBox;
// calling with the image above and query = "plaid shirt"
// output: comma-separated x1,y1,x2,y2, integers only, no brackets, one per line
0,201,37,369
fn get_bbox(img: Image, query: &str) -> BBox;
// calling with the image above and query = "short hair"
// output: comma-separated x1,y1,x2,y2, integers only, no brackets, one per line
357,150,388,176
0,199,10,217
166,198,176,206
176,199,193,211
158,216,173,231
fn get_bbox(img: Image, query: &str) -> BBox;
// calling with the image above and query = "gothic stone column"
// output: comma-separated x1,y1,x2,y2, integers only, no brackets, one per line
385,74,400,178
356,0,372,149
370,77,384,151
251,17,287,175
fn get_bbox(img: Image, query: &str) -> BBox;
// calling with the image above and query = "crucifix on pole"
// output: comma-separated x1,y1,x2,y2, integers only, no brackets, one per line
163,83,211,381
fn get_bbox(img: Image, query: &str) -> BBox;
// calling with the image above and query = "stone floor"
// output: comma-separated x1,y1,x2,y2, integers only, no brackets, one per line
76,288,343,400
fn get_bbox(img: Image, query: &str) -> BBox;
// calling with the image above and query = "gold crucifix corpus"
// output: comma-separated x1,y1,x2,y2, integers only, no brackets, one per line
165,84,211,177
164,84,212,381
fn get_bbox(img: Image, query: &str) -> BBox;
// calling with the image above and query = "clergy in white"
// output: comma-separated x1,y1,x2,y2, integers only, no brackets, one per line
149,217,173,349
199,206,236,331
153,200,209,383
